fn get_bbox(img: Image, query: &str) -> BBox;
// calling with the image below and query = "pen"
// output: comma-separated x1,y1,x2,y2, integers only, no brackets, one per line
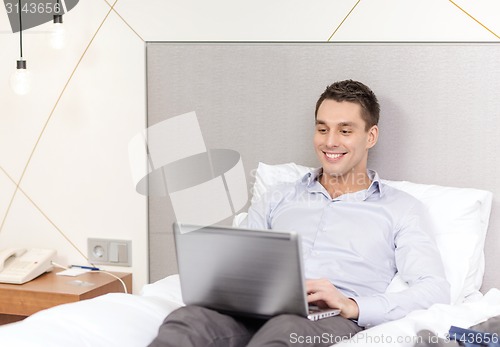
70,265,100,271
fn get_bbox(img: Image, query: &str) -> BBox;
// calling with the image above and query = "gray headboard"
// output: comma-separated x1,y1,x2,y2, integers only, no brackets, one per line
146,42,500,292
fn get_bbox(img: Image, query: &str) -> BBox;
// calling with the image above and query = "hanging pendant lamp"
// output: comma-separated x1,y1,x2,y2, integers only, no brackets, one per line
50,0,66,49
10,0,31,95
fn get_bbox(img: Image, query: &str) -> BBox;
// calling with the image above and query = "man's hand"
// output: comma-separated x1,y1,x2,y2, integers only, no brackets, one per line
306,278,359,320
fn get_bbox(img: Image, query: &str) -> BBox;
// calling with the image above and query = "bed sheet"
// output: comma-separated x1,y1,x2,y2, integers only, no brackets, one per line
1,275,499,347
335,288,500,346
0,275,183,347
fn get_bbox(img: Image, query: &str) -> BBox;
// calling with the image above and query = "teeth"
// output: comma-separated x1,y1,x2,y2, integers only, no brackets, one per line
325,153,343,159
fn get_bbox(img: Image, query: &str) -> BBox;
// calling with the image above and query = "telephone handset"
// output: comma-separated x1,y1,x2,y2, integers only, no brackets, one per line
0,248,56,284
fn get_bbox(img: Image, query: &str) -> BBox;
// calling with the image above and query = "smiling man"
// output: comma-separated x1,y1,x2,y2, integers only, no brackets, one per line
314,93,378,200
150,80,450,347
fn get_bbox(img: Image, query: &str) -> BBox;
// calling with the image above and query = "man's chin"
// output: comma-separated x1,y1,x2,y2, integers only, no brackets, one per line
321,168,344,178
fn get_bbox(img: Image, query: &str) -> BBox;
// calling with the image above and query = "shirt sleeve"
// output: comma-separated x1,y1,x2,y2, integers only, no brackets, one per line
243,183,292,230
243,190,273,230
354,201,451,327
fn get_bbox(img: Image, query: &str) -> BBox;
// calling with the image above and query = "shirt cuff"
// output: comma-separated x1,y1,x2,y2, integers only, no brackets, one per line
351,295,387,328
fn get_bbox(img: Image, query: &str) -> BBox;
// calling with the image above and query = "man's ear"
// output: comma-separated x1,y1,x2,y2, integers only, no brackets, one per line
366,125,379,149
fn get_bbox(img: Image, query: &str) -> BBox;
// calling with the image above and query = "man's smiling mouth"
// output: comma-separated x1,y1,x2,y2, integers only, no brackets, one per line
324,152,345,159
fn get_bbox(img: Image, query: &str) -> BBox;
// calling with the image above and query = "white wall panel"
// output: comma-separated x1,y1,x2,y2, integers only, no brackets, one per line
0,0,110,181
332,0,497,41
18,10,147,293
0,192,87,265
114,0,359,41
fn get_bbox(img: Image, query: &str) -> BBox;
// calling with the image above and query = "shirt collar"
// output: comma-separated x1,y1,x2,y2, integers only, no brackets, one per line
302,168,384,200
366,169,384,198
302,168,321,185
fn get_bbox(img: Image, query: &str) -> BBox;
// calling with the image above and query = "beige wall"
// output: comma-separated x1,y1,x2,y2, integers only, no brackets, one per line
0,0,498,293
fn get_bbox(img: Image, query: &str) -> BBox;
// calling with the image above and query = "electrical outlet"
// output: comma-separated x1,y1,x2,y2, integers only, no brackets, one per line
88,238,132,266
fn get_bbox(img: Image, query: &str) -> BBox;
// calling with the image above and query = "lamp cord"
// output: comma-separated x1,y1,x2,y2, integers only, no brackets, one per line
18,0,23,58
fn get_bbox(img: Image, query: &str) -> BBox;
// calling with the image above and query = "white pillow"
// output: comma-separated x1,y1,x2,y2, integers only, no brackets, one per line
245,162,493,304
251,162,313,204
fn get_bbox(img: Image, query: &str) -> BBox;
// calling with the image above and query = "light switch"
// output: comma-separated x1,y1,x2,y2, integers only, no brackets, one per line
109,242,119,262
118,244,128,263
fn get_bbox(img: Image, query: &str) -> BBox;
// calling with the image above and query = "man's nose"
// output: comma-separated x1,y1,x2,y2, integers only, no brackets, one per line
325,132,340,147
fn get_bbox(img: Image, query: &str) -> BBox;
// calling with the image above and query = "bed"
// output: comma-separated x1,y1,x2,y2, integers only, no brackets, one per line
144,42,500,293
2,42,500,345
0,162,498,346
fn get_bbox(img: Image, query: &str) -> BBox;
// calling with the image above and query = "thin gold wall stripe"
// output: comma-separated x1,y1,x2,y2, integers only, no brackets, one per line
101,0,144,42
448,0,499,40
19,186,90,261
327,0,361,41
112,8,145,42
0,166,89,261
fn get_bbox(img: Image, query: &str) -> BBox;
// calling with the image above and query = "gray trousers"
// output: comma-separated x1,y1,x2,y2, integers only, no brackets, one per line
149,305,363,347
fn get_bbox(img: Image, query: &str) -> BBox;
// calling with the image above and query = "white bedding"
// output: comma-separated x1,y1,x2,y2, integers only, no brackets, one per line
0,276,184,347
1,274,499,347
336,289,500,346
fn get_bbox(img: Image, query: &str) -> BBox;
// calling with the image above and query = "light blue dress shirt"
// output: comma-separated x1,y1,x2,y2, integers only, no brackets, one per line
245,169,450,327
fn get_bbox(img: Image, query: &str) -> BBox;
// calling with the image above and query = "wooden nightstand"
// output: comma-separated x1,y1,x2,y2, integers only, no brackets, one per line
0,269,132,325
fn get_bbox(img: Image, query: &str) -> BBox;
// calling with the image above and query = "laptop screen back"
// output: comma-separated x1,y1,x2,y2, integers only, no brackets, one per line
173,223,309,318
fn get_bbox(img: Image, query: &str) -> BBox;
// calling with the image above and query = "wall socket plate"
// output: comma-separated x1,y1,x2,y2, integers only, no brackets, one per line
88,238,132,266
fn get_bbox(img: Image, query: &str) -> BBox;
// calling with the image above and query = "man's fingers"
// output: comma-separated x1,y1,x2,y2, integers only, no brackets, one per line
306,278,332,293
307,291,320,303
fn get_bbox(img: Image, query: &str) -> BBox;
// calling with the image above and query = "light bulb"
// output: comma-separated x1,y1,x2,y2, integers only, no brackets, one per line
50,14,65,49
10,60,31,96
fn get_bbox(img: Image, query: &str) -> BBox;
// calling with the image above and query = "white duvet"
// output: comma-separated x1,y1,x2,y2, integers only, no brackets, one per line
1,275,499,347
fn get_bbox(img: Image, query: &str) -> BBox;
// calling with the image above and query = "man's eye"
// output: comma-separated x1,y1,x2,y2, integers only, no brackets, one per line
317,128,328,134
340,129,352,135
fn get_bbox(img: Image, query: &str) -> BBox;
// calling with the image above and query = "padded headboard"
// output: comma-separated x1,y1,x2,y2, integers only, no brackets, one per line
146,42,499,292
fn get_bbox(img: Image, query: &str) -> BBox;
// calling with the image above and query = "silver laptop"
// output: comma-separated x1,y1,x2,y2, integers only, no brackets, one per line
173,223,340,321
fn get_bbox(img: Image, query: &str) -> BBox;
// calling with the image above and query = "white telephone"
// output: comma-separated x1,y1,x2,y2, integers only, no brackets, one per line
0,248,56,284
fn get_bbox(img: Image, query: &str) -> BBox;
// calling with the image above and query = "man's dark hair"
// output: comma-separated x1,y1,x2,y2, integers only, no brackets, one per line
315,80,380,131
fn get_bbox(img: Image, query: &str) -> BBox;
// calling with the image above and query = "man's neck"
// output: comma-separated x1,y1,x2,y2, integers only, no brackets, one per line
319,170,372,199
